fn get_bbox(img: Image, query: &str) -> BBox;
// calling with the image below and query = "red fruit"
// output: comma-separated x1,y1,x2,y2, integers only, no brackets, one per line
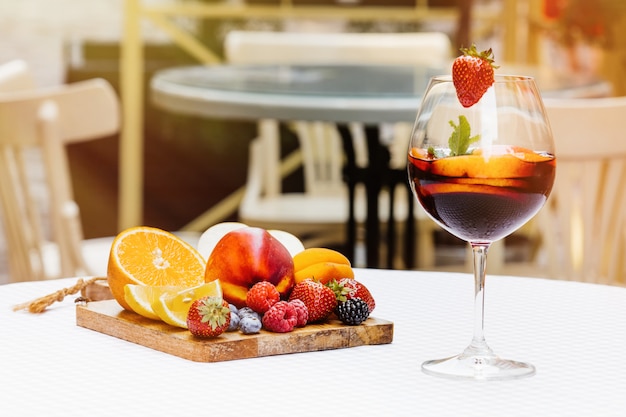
246,281,280,314
204,227,295,308
187,296,231,338
451,44,498,108
288,279,337,323
289,299,308,327
328,278,376,314
262,301,298,333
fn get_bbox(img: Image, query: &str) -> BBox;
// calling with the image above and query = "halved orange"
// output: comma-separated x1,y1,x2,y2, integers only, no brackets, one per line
107,226,206,311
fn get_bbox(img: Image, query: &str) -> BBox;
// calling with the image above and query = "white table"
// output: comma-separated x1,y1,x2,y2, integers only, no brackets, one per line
2,269,626,416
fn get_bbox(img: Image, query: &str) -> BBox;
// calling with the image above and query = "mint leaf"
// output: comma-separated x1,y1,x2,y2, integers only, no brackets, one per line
448,115,480,156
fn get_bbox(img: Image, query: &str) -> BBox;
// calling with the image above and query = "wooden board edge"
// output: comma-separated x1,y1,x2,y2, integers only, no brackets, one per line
76,300,393,363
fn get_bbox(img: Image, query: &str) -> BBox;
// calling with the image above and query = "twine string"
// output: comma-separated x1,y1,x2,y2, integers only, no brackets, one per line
12,277,107,314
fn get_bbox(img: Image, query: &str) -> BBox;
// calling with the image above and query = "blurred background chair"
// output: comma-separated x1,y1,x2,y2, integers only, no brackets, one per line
225,30,452,267
500,96,626,285
0,59,38,283
0,60,36,93
0,60,119,282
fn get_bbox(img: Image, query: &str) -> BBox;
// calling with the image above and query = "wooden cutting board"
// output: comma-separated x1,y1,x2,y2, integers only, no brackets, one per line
76,300,393,362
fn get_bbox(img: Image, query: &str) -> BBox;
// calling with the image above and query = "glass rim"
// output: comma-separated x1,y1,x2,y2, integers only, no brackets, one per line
431,74,536,83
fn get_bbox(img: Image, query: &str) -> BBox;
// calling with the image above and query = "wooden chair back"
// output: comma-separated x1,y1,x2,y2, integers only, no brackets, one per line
538,96,626,284
0,75,119,281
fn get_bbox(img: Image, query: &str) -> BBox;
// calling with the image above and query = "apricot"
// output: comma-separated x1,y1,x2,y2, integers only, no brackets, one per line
293,247,351,272
294,261,354,285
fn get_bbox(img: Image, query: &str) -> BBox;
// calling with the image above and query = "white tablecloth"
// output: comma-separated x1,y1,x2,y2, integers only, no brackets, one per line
2,269,626,416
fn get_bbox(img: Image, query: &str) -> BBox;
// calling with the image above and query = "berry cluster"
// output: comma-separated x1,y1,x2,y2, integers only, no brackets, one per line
187,278,375,337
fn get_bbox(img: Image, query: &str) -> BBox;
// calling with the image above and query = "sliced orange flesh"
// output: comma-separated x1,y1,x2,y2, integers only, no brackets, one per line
107,226,206,311
420,182,522,197
411,146,553,179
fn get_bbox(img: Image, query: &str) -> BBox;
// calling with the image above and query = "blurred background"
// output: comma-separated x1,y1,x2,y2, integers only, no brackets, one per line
1,0,624,281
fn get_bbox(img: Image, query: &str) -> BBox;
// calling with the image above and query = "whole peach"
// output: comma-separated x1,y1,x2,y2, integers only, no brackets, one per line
204,227,295,308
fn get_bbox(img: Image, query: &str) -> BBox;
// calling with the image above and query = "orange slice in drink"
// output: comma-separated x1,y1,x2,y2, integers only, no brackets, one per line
420,183,523,199
430,147,552,179
107,226,206,311
447,177,527,188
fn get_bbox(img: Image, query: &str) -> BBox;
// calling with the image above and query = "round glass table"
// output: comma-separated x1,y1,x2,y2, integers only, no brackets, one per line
151,63,611,123
150,64,611,267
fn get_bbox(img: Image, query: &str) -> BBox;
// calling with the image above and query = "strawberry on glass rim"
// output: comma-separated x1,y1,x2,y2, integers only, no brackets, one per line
451,44,499,108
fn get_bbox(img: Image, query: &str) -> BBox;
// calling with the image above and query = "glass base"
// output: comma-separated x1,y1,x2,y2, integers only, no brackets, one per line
422,351,536,381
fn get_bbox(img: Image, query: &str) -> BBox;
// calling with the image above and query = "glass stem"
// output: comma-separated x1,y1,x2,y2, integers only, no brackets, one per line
466,243,494,357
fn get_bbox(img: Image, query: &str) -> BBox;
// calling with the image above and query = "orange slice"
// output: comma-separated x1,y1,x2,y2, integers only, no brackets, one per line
430,152,545,179
152,281,223,328
446,177,527,188
124,285,186,320
420,182,522,199
107,226,206,311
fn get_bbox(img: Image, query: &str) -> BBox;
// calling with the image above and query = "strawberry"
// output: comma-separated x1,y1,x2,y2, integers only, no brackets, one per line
328,278,376,314
187,296,231,338
451,44,498,108
288,279,337,322
246,281,280,314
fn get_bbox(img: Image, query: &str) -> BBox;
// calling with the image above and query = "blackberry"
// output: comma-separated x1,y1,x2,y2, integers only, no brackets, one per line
336,298,369,325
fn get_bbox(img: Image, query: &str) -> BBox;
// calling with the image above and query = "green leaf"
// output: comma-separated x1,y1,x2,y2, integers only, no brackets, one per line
448,115,480,156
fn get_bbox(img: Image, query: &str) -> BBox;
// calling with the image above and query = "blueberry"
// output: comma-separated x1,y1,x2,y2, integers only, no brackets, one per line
228,303,239,315
238,307,260,321
239,316,262,334
227,311,240,332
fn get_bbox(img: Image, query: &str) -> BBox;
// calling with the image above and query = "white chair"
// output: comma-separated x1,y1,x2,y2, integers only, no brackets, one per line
225,30,452,267
0,62,120,282
0,60,37,283
224,31,452,67
0,60,35,93
501,96,626,285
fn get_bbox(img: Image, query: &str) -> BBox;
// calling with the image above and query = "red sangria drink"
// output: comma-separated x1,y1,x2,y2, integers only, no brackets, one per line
408,146,556,243
407,68,555,380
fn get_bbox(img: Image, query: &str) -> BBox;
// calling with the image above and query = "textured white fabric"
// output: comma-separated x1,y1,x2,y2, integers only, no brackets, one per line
2,269,626,416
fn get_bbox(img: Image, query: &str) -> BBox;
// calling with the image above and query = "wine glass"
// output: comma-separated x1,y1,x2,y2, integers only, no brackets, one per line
407,75,556,380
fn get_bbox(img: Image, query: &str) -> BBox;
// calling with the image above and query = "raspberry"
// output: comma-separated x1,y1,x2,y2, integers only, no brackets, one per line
246,281,281,314
239,316,262,334
289,299,308,327
262,301,298,333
